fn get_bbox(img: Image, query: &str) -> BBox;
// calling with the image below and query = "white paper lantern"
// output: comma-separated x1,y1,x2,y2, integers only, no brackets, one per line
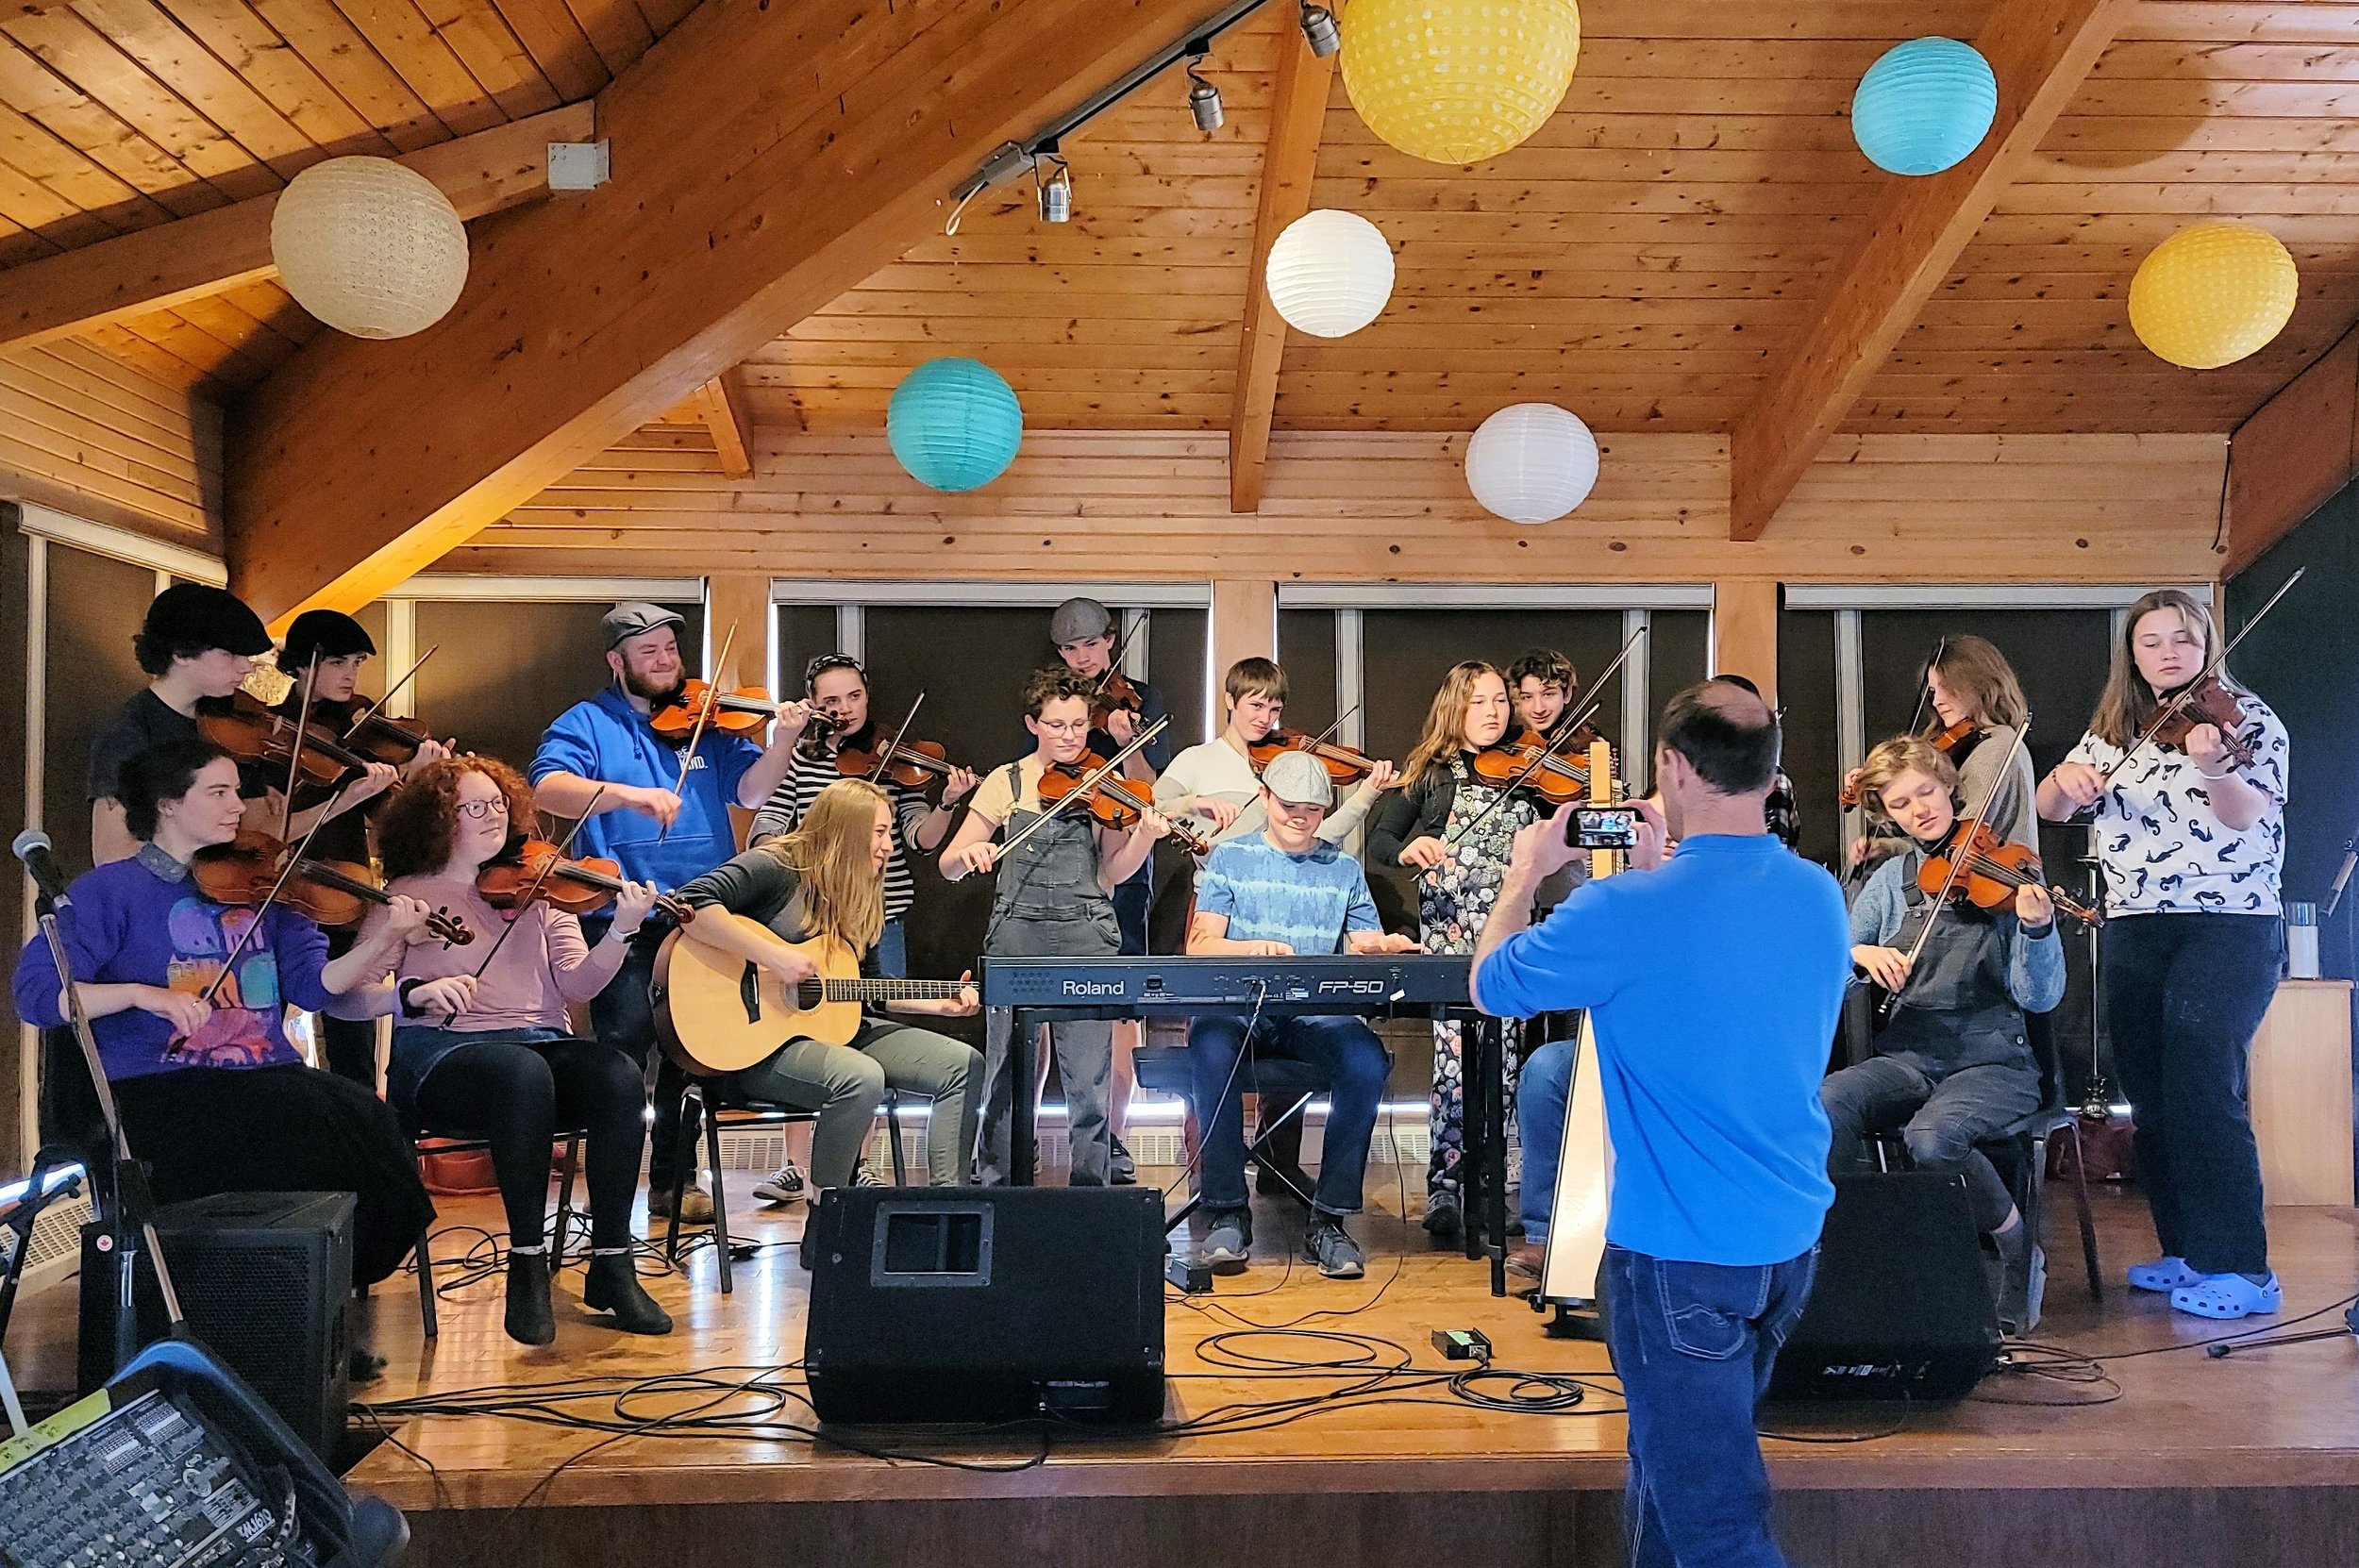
271,157,470,339
1265,209,1395,338
1465,403,1599,524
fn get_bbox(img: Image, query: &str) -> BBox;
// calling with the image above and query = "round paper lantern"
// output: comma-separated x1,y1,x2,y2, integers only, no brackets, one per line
270,157,469,339
887,358,1023,492
1465,403,1599,524
1341,0,1582,167
2130,222,2299,371
1265,209,1395,338
1850,38,1998,176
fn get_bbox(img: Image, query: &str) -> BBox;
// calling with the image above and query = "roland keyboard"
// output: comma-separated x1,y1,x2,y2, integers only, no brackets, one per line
980,955,1472,1017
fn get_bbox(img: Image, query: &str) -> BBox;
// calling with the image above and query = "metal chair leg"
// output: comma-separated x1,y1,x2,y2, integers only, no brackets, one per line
705,1105,734,1294
664,1086,698,1267
414,1222,438,1341
2063,1119,2103,1300
885,1091,908,1186
551,1135,581,1270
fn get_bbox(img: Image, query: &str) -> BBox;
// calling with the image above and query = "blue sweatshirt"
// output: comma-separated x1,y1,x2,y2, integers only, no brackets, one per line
1477,835,1849,1266
529,687,761,892
13,848,330,1081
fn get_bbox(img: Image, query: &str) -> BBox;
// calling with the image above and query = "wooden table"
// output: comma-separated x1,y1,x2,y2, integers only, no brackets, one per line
2250,978,2356,1207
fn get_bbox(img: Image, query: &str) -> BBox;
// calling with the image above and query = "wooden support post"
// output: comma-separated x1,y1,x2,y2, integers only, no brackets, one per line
704,572,774,692
1711,579,1780,708
1210,578,1277,683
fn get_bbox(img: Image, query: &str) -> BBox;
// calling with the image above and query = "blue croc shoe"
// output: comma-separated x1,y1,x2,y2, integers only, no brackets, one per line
2126,1256,2201,1293
2168,1272,2282,1320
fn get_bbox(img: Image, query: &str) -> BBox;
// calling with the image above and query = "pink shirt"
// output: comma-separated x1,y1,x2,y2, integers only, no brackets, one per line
360,874,628,1033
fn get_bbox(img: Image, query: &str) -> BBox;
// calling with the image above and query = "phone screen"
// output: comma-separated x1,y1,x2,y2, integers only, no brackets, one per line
1564,806,1640,850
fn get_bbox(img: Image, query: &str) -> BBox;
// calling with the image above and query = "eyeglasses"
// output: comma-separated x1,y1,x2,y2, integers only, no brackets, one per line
455,798,510,821
1034,720,1092,736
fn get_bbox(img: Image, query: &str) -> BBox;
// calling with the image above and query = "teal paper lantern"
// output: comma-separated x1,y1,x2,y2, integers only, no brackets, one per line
1851,38,1999,176
887,358,1022,492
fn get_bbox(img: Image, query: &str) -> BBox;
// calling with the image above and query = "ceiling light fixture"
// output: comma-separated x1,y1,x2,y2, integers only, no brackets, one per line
1185,42,1224,132
1035,153,1072,224
1300,4,1341,58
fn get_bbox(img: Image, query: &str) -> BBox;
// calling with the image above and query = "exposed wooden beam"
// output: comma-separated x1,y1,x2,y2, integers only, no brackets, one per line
1726,0,2133,542
0,105,594,355
1226,32,1331,514
688,372,757,479
1710,578,1781,708
2225,332,2359,578
227,0,1235,624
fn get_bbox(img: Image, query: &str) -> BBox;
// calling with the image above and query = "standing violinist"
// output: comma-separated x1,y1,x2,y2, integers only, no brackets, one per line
274,609,446,1087
1155,658,1397,853
941,666,1171,1187
2038,590,2288,1321
1507,649,1580,746
1827,737,2063,1332
89,584,278,867
355,756,670,1345
1849,636,2035,869
528,603,800,1224
1044,597,1170,1184
1368,660,1536,1240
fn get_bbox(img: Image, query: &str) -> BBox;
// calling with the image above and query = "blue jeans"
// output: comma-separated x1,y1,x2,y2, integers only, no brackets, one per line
868,917,908,979
1604,1243,1817,1568
1818,1057,2039,1234
1186,1014,1389,1216
1517,1039,1577,1242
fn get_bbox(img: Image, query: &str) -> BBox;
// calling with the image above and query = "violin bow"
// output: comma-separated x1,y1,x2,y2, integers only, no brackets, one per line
278,660,322,840
2093,566,2303,793
341,644,440,740
1442,626,1648,848
1878,719,2032,1023
1906,637,1945,740
198,777,350,1008
989,715,1169,865
1306,703,1361,749
868,692,927,787
660,621,738,842
468,787,603,982
1093,618,1140,699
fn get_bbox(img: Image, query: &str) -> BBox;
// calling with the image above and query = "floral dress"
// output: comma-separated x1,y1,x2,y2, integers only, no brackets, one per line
1419,756,1537,1200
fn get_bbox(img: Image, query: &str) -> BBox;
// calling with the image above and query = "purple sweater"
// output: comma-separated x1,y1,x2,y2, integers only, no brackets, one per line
13,848,331,1081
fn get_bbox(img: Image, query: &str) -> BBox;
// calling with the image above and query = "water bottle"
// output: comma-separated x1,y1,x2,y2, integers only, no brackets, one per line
2286,901,2320,979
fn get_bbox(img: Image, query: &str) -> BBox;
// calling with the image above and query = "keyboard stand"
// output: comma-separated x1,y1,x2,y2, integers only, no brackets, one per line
1455,1011,1513,1299
1161,1089,1318,1235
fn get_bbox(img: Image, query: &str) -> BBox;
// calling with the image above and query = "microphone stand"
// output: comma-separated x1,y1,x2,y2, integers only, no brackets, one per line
32,888,186,1376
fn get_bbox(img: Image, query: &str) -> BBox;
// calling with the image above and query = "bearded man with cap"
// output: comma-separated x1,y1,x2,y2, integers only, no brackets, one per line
530,602,804,1221
89,584,280,866
1043,596,1172,1183
1182,750,1419,1278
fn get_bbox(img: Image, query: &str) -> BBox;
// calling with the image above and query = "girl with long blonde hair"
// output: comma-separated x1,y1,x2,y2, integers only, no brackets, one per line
1368,660,1531,1237
676,778,983,1193
2039,589,2288,1321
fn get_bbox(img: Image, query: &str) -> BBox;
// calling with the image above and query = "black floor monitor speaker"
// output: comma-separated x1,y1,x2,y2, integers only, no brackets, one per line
78,1191,356,1462
804,1187,1166,1426
1767,1171,2000,1403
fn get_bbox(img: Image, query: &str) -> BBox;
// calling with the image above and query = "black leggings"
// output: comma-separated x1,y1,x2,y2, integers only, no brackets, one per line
412,1037,645,1251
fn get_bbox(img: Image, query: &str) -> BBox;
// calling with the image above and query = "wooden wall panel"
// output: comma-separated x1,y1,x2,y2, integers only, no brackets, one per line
0,339,220,548
450,428,2226,587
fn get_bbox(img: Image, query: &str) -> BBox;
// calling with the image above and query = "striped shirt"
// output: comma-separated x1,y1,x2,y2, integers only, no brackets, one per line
749,747,932,922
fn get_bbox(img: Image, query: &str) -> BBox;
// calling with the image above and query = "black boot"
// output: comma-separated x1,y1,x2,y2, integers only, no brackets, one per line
505,1249,555,1346
583,1250,674,1335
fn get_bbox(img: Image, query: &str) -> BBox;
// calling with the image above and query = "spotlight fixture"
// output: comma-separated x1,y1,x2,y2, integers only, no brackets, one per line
1036,154,1072,224
1300,3,1340,58
1185,42,1224,133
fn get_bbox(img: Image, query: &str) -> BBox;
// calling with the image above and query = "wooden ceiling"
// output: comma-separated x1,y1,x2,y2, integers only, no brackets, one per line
4,0,2356,439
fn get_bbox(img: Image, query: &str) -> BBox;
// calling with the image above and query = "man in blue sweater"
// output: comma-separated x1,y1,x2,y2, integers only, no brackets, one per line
1476,681,1849,1568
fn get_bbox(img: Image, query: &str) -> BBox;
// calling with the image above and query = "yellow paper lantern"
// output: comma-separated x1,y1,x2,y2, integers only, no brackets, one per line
1341,0,1582,167
2129,222,2298,371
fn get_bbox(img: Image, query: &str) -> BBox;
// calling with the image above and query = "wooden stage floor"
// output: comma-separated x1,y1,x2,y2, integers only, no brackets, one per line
317,1171,2359,1568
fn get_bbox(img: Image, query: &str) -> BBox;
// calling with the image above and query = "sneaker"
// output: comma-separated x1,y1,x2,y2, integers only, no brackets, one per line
853,1164,886,1189
646,1182,714,1225
1422,1190,1461,1239
1304,1218,1365,1279
1200,1209,1252,1274
1111,1136,1138,1187
751,1161,806,1205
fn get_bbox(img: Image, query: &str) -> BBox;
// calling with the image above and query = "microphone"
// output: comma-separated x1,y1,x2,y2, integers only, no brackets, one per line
2323,826,2359,921
11,828,72,910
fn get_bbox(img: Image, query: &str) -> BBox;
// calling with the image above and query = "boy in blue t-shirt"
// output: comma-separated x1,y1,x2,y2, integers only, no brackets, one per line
1186,752,1420,1279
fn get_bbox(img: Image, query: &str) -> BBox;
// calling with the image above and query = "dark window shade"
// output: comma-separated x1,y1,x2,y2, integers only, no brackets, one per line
343,600,389,706
1275,609,1337,738
45,547,156,872
1652,610,1711,697
1777,609,1839,873
1146,609,1208,754
0,517,27,1169
774,604,841,697
410,599,704,785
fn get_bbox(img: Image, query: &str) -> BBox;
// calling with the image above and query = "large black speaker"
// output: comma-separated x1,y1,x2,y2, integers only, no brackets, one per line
79,1191,355,1462
1767,1172,2000,1403
804,1187,1165,1426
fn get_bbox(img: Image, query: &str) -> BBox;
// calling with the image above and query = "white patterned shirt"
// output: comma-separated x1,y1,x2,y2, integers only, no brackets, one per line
2063,692,2287,916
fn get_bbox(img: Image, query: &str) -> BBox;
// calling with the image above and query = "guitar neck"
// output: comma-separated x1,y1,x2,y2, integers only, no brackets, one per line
820,980,968,1002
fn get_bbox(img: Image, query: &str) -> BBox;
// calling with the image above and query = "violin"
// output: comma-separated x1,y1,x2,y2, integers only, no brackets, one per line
832,729,966,800
1246,729,1383,787
650,681,825,745
199,692,381,790
477,838,694,925
191,830,473,943
1465,729,1610,808
1840,718,1982,810
1916,818,2102,929
1038,755,1210,858
340,707,439,767
1090,670,1145,729
2146,675,2257,771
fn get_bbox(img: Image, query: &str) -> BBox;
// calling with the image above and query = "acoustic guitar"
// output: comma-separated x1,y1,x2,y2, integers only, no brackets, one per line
652,917,970,1076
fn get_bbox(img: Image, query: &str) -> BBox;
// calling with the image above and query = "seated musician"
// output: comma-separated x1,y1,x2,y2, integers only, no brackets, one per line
352,757,671,1345
675,778,982,1193
1156,658,1395,853
1827,736,2063,1332
1184,752,1419,1279
12,739,437,1298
